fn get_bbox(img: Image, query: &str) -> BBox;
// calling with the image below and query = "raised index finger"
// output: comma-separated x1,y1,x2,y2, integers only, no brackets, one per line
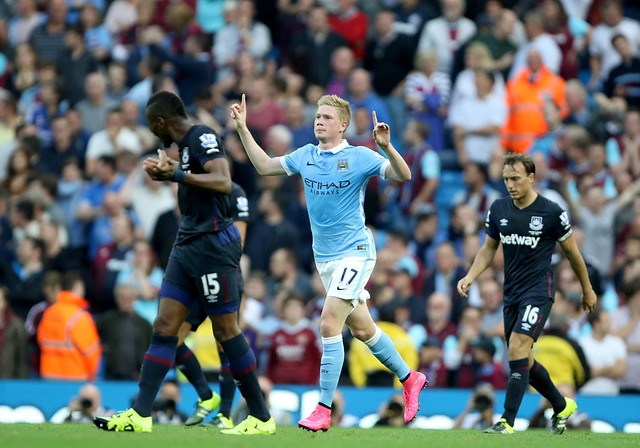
241,93,246,110
372,110,378,128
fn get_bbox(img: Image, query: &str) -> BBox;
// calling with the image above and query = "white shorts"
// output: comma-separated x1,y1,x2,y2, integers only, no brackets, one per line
316,257,376,308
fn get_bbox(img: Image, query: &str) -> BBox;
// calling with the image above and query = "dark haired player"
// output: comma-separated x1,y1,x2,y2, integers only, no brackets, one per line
94,91,274,435
457,153,597,435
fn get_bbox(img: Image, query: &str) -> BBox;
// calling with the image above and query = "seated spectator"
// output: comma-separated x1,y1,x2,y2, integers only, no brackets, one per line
327,0,368,61
266,292,320,385
452,162,501,221
324,46,355,98
605,34,640,109
423,242,467,324
37,271,101,381
74,72,119,135
96,283,152,380
470,335,506,389
265,248,312,304
579,308,627,395
0,286,27,378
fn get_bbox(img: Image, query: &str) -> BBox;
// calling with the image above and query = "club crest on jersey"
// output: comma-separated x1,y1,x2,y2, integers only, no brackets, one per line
337,159,349,172
529,216,543,231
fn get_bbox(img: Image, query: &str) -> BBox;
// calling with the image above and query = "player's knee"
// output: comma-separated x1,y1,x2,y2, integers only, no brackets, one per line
152,314,181,336
507,334,532,359
211,320,240,342
350,326,375,341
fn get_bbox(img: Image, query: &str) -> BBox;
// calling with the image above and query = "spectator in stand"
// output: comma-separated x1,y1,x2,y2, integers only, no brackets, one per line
56,25,98,107
470,335,507,389
8,0,46,47
28,0,68,64
0,286,28,378
266,292,321,385
450,41,505,109
472,10,519,81
90,213,136,313
36,116,84,177
509,10,561,79
608,110,640,179
213,0,272,84
605,34,640,109
452,162,501,220
398,119,440,217
116,239,163,325
409,207,446,269
4,146,34,197
363,9,414,131
451,71,507,167
579,307,627,395
479,278,504,339
85,108,142,176
106,62,129,103
502,50,567,154
541,0,590,81
612,278,640,393
24,78,68,147
325,46,355,98
104,0,139,37
404,51,450,151
74,72,119,135
245,77,286,139
78,3,112,65
589,0,640,88
0,236,46,320
24,271,60,375
284,96,315,149
391,0,437,47
328,0,368,62
37,271,101,381
96,283,152,380
286,5,346,88
416,0,477,75
245,188,300,273
265,248,312,304
423,242,467,325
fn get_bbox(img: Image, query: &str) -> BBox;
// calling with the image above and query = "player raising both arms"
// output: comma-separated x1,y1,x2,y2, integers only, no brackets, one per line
230,93,428,433
457,152,597,435
94,91,274,435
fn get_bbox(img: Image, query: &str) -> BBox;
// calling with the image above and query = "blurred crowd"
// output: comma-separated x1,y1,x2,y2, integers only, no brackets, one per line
0,0,638,407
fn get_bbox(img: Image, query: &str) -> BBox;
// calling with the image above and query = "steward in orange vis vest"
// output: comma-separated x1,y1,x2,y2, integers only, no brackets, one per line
38,272,101,381
501,50,567,154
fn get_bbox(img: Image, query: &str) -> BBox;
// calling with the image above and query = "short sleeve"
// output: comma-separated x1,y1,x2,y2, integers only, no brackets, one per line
192,128,225,166
359,147,388,179
552,203,573,242
282,145,311,176
230,184,250,222
484,202,499,240
421,151,440,179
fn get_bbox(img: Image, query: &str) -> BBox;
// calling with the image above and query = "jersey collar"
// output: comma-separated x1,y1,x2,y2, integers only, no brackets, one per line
317,139,349,155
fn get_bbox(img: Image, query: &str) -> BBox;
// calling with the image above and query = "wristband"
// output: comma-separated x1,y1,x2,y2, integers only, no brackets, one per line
173,169,186,183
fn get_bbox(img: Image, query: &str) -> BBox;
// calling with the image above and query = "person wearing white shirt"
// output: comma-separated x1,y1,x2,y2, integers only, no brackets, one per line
589,0,640,85
509,10,562,79
85,108,142,175
579,309,627,395
450,70,506,167
416,0,477,75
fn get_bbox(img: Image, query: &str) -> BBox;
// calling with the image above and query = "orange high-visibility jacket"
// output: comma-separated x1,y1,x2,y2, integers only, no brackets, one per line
37,291,102,381
501,66,567,154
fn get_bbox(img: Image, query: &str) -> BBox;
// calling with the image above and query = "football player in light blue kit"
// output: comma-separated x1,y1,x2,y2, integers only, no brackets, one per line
230,94,428,432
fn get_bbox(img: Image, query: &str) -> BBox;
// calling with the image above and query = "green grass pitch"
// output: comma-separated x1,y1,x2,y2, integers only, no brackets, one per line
1,424,638,448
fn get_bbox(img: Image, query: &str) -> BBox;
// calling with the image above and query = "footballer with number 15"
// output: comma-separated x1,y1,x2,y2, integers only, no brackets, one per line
457,153,597,435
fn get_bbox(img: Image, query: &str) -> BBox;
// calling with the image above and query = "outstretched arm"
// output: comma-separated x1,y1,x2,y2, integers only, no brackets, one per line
372,111,411,182
559,234,597,312
457,235,500,297
229,94,287,176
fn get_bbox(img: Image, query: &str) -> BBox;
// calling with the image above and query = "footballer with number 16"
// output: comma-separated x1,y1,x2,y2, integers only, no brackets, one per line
457,153,597,435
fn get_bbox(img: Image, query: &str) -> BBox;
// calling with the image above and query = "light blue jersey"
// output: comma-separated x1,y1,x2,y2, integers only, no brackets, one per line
280,140,390,262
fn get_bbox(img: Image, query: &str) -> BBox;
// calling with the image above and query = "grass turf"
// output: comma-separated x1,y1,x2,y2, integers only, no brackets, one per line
2,424,639,448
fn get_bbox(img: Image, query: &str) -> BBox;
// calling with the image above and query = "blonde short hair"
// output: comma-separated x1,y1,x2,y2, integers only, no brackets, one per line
317,94,351,128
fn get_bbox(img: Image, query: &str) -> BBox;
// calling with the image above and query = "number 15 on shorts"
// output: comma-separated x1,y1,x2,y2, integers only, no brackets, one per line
201,273,220,303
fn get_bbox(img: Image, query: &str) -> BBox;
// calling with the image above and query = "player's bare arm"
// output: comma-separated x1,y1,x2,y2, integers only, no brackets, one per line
457,235,500,297
144,150,233,194
558,234,598,313
229,94,287,176
372,111,411,182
